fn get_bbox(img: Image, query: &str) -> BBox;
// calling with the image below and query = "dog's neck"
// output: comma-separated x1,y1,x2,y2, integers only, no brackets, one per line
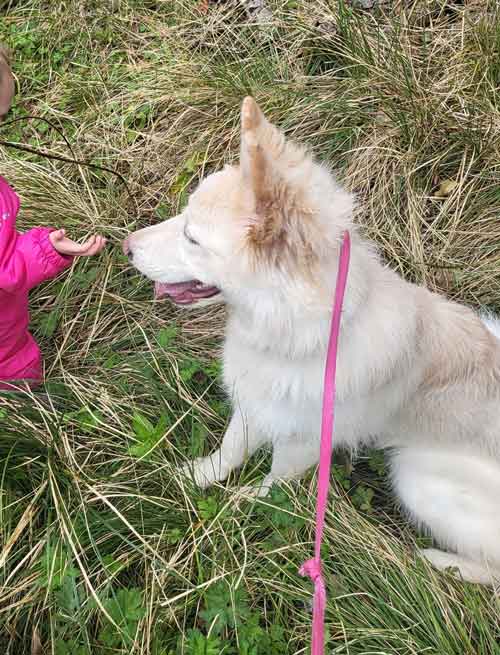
224,236,378,360
227,291,332,358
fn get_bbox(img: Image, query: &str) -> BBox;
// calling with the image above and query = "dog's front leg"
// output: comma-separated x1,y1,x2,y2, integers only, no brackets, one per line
248,434,320,497
180,411,265,488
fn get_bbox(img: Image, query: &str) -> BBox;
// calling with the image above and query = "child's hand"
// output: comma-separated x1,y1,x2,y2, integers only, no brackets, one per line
49,229,106,257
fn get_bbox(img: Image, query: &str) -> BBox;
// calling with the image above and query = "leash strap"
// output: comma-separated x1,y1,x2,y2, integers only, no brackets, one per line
299,230,351,655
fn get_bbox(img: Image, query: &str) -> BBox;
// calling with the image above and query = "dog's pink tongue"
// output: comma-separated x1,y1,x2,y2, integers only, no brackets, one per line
154,282,170,299
154,280,219,303
154,281,193,299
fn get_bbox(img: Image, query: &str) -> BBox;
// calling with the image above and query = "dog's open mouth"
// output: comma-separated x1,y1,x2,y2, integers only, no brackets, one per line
154,280,220,305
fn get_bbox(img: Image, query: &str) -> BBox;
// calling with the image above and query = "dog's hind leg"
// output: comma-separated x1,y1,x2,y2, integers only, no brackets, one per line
391,447,500,587
420,549,500,587
180,411,266,489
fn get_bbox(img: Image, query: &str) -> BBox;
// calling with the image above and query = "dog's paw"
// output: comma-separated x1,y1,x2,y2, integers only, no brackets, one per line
178,457,222,489
419,548,500,586
179,457,217,489
233,484,268,501
232,474,277,501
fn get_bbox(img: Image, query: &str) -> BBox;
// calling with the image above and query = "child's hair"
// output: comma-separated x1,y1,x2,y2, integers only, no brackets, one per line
0,44,11,65
0,44,14,118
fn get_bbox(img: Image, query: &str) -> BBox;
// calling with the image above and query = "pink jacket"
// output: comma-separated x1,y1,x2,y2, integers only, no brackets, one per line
0,176,73,387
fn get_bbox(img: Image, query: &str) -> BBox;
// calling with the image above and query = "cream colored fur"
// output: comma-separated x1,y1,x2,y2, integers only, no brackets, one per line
126,98,500,587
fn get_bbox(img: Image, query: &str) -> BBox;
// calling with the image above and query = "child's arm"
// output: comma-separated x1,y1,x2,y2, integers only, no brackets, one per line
0,181,105,293
0,219,71,293
1,225,106,293
0,49,105,293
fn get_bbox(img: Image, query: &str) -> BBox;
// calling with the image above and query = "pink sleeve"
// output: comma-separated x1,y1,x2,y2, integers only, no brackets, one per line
16,227,73,289
0,177,73,293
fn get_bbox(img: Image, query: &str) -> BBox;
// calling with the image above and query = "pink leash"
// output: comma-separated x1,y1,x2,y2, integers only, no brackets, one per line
299,230,351,655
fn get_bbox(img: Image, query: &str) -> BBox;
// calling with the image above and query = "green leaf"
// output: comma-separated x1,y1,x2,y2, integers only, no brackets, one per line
351,485,375,512
181,629,222,655
200,582,250,634
197,496,219,521
332,463,352,490
190,422,208,458
128,436,156,458
36,542,79,593
157,326,178,348
203,360,221,379
38,309,60,337
99,587,146,648
102,554,123,575
255,485,305,531
166,528,182,544
209,399,231,420
62,407,103,434
103,353,121,369
73,266,99,290
55,570,82,613
180,359,203,383
129,412,169,459
368,449,386,476
184,152,205,173
132,412,155,440
238,614,264,655
55,638,90,655
169,151,205,199
155,203,171,219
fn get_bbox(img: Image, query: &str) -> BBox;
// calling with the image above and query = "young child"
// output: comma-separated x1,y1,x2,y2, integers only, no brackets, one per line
0,46,106,389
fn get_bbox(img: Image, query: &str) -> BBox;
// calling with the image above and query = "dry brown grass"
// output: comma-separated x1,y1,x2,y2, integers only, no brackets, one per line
0,1,499,653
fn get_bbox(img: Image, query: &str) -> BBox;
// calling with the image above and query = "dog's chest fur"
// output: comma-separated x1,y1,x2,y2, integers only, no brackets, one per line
221,293,420,446
223,330,325,438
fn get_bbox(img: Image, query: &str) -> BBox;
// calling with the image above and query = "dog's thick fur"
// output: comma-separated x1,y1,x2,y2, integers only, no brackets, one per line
126,98,500,586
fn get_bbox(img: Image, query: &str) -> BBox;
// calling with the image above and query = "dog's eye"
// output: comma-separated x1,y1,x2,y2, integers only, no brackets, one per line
184,225,199,246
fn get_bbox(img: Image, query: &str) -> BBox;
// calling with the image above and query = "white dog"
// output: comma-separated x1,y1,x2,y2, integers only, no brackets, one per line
125,98,500,586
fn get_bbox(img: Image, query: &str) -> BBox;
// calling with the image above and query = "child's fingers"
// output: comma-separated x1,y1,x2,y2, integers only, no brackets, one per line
56,234,106,256
96,236,107,252
90,236,107,254
70,235,96,254
87,235,103,254
79,235,106,256
81,235,97,250
51,228,65,241
49,229,67,250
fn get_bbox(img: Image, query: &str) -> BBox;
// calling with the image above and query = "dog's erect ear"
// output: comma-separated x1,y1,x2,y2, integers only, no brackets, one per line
239,97,317,263
240,97,286,181
0,46,14,118
240,97,289,247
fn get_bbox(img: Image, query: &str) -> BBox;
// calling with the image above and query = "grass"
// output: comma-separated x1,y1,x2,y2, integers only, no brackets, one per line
1,0,500,653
